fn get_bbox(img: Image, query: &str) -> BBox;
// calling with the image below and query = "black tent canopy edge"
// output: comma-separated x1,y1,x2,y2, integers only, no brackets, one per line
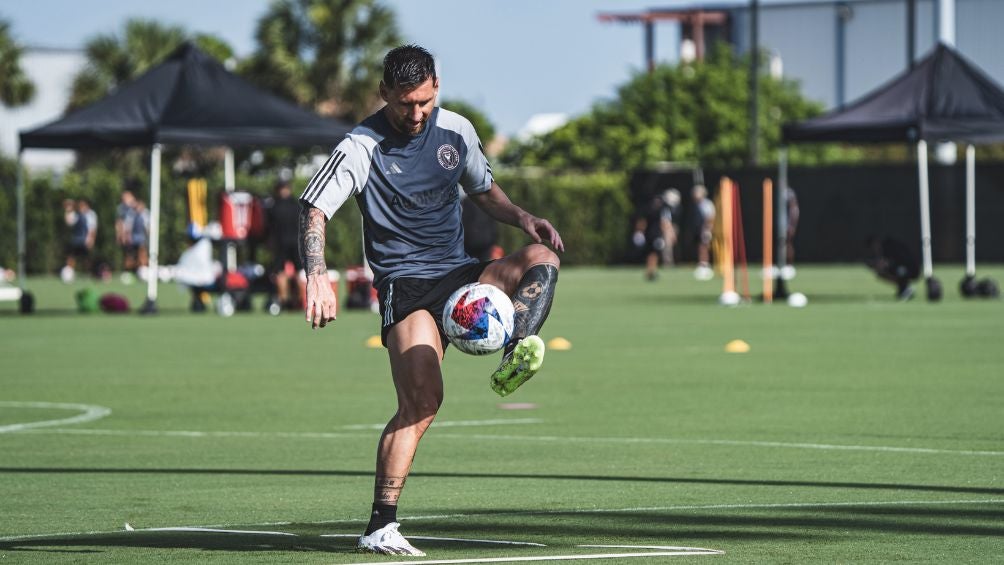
13,42,352,312
19,42,351,150
782,43,1004,145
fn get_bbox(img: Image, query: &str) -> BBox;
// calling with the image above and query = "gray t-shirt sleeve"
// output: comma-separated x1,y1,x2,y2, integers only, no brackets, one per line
438,109,493,195
299,135,374,219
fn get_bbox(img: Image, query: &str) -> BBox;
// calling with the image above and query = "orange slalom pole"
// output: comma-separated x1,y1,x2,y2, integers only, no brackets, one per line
720,177,735,296
733,182,751,301
763,179,773,304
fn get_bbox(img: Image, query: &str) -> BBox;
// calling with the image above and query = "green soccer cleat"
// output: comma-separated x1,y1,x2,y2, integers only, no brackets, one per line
490,335,545,397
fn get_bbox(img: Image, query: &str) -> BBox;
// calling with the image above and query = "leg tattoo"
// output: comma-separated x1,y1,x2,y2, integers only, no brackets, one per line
490,263,557,396
374,476,407,505
365,476,407,535
509,264,559,350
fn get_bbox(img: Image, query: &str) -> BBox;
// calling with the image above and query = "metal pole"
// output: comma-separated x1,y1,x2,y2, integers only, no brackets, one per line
965,144,975,277
15,151,26,290
938,0,955,46
748,0,760,165
762,178,773,304
907,0,916,68
145,144,163,309
224,147,237,269
644,20,655,73
776,148,789,269
835,3,850,108
224,148,235,191
917,141,934,279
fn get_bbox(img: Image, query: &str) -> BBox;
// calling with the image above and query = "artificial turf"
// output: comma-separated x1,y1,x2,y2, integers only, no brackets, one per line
1,265,1002,563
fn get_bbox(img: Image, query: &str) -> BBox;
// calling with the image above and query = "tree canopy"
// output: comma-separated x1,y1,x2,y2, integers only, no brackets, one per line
0,18,35,108
241,0,401,122
502,45,839,170
440,99,496,144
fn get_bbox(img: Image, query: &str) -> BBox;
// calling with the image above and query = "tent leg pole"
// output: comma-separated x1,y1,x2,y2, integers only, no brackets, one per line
965,144,975,277
774,147,790,298
224,148,237,271
917,140,933,279
142,144,163,314
224,148,235,191
16,151,26,290
917,140,940,301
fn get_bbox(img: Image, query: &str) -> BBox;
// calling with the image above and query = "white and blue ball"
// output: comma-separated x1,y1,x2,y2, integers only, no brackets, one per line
442,283,515,355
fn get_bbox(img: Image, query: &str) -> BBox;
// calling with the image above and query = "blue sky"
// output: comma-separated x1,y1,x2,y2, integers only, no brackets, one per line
0,0,735,136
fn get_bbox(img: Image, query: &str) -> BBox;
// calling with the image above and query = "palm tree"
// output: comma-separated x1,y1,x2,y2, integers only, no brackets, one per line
0,18,35,108
242,0,402,121
67,19,234,112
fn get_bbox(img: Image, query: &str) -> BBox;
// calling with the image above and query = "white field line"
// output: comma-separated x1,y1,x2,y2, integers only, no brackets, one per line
338,547,724,565
433,433,1004,457
2,498,1001,544
15,426,1004,457
340,418,544,430
132,526,298,536
320,534,547,547
0,402,111,433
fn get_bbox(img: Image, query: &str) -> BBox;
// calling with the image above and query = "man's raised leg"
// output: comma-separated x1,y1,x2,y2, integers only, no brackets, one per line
480,244,560,396
357,311,443,556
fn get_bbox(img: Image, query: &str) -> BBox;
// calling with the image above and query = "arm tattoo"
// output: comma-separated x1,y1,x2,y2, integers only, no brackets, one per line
299,205,328,277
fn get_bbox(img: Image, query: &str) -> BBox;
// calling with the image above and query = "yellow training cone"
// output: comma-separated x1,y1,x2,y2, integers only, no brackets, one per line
548,337,572,350
724,339,750,353
365,335,383,349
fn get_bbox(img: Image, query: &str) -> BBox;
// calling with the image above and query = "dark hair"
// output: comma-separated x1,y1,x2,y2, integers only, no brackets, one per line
383,44,436,90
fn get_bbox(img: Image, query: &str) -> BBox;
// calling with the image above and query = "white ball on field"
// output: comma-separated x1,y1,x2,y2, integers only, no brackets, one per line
719,291,741,306
787,292,808,308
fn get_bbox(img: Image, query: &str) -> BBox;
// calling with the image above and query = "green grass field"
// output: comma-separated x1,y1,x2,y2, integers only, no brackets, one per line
2,265,1003,564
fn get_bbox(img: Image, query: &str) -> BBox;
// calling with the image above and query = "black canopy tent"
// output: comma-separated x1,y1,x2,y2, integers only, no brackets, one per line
15,43,351,311
780,43,1004,300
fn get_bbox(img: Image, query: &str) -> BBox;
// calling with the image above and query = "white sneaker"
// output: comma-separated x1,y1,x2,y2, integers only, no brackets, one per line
356,522,426,556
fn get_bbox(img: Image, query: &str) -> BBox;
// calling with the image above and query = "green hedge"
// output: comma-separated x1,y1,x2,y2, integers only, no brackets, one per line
0,158,629,274
492,169,632,265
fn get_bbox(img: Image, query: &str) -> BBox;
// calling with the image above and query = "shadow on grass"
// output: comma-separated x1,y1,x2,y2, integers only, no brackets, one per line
1,467,1002,496
0,530,354,555
2,501,1001,556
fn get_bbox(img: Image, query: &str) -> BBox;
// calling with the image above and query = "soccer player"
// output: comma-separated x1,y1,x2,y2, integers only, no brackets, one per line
298,45,563,556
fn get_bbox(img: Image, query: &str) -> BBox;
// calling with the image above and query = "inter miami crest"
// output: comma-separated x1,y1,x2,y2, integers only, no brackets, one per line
437,144,460,170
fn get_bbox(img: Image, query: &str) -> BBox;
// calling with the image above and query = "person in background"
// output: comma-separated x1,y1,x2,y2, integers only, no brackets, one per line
865,235,919,301
115,190,138,273
633,193,674,281
61,199,98,283
130,199,150,271
266,179,304,310
461,192,500,262
691,184,715,281
780,186,800,280
661,188,681,267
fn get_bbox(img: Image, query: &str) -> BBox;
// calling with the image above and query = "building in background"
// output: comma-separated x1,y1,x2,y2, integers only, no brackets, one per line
601,0,1003,110
0,46,85,170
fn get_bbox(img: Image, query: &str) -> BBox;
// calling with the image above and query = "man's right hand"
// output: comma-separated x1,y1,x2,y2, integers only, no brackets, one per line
305,273,337,329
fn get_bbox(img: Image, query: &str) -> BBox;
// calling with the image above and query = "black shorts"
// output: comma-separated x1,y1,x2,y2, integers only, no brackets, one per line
271,242,303,274
65,243,90,260
378,261,490,349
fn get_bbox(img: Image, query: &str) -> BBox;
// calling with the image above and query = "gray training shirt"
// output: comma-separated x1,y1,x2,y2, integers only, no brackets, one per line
300,107,493,291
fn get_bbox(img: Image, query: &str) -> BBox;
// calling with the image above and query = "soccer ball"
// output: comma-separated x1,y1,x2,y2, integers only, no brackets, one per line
442,283,514,355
